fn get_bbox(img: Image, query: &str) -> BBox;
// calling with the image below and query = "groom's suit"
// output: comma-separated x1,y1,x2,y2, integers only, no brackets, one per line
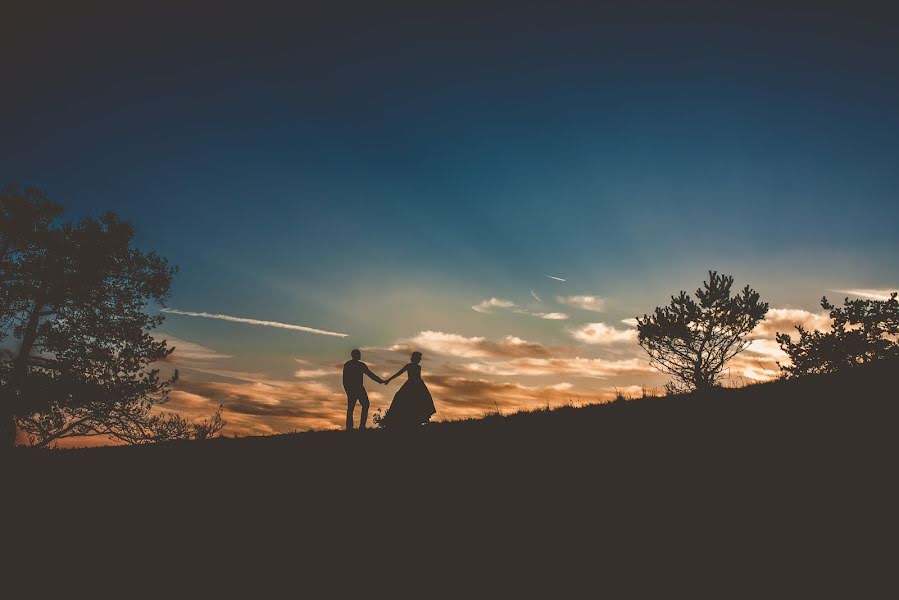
342,358,384,430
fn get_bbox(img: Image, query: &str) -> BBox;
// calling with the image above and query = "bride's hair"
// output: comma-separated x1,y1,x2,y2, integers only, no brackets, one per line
410,351,422,364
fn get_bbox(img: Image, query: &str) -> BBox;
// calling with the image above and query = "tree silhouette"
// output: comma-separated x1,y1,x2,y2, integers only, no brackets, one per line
0,185,224,447
637,271,769,392
777,293,899,377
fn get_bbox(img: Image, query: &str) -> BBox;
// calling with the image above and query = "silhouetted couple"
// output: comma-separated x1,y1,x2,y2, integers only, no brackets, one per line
342,349,436,430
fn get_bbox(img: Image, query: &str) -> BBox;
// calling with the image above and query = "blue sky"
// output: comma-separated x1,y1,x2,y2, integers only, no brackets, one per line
3,1,898,437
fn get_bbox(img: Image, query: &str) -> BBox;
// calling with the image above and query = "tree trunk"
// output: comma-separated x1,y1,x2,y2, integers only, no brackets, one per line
4,298,44,447
0,406,15,448
13,299,43,387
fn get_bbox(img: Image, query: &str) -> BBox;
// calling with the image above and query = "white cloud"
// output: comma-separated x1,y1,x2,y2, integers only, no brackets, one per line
611,385,649,397
556,295,607,312
726,352,782,383
154,334,231,361
621,318,639,327
294,368,334,378
550,382,574,391
472,298,517,313
395,331,492,358
472,298,568,319
391,331,551,359
753,308,831,338
533,312,569,320
161,308,348,337
461,356,652,379
740,364,781,381
570,322,638,344
744,338,788,359
830,288,897,301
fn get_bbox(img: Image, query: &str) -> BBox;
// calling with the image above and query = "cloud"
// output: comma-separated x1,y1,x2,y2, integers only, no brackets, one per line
532,312,569,320
160,308,348,337
725,352,783,383
621,318,639,327
169,376,346,435
154,334,231,361
461,356,652,379
546,275,566,282
530,290,543,303
752,308,831,338
570,322,638,344
744,338,788,359
168,369,597,436
472,298,517,313
391,331,553,359
423,376,591,417
472,298,569,320
728,306,842,383
174,364,285,385
294,368,334,378
830,288,897,301
391,330,649,380
135,325,659,440
555,295,607,312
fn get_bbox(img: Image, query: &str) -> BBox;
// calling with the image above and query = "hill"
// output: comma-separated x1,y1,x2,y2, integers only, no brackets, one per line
7,360,898,596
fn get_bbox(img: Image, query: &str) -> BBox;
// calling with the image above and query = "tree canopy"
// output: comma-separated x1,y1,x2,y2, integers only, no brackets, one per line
777,294,899,377
0,185,223,447
637,271,769,392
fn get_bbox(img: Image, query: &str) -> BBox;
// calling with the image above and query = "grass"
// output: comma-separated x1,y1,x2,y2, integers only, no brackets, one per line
7,358,899,595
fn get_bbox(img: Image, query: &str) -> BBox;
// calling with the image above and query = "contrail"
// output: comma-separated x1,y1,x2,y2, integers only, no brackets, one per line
546,275,566,282
530,289,543,302
160,308,348,337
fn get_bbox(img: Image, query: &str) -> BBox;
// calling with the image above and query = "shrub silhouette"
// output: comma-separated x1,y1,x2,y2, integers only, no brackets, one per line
637,271,768,392
777,293,899,377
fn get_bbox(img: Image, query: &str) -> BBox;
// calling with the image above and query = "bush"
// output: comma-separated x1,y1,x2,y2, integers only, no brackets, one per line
778,293,899,377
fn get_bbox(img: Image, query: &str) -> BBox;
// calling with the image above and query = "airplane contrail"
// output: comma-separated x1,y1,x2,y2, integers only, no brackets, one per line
530,289,543,302
160,308,349,338
546,275,566,282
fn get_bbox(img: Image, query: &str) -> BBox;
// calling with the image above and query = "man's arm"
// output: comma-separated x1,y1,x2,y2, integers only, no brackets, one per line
363,366,385,384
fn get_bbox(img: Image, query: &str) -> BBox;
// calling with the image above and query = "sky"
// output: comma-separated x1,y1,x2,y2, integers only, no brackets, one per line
3,1,898,442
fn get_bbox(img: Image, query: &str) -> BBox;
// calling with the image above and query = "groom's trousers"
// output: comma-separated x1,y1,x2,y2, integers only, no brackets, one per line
345,386,370,430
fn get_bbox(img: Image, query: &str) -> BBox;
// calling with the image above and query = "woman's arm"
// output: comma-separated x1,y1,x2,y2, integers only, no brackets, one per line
384,364,409,384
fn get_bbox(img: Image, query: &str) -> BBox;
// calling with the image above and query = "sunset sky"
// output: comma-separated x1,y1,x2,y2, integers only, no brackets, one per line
3,2,898,440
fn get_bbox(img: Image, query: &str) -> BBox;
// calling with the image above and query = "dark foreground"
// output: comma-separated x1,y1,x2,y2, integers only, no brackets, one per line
8,362,898,596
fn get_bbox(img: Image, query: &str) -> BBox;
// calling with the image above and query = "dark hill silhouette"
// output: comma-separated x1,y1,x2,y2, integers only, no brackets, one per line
8,360,898,596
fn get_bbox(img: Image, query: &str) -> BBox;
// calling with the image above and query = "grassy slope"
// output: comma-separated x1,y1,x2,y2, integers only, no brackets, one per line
8,360,898,596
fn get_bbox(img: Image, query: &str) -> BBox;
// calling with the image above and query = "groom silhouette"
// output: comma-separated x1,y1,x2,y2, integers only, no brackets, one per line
342,349,384,430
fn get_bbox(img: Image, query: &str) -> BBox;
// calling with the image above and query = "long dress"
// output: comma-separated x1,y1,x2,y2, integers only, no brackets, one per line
383,363,436,429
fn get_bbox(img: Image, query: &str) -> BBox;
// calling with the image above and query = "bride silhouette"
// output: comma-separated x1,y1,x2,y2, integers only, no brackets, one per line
382,351,436,429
